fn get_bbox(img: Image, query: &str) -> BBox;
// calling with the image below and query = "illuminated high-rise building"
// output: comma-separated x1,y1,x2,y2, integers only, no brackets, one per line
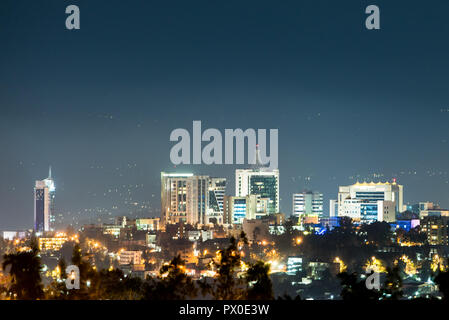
34,167,55,233
235,146,280,214
161,172,192,226
292,191,323,224
186,175,209,225
236,168,279,214
207,178,226,224
337,181,403,223
161,173,225,227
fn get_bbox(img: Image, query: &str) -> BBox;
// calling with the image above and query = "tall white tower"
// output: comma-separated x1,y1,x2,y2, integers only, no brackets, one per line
34,167,55,233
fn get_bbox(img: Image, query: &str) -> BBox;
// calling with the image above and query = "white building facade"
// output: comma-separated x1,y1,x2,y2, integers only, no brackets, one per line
236,168,279,214
337,181,403,223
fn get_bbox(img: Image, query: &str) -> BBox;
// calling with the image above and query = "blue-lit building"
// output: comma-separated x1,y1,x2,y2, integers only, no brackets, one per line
390,219,420,232
319,217,340,230
223,195,259,224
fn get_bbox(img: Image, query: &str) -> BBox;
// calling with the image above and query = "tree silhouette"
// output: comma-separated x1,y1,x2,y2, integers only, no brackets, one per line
245,261,273,300
360,222,393,246
142,255,197,300
90,268,143,300
66,243,97,299
382,266,403,300
209,232,248,300
435,260,449,300
2,239,44,299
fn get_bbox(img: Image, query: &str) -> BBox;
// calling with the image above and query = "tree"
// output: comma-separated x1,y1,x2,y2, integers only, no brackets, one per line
245,261,273,300
382,266,403,300
2,239,44,300
90,268,143,300
209,232,248,300
66,243,97,299
45,258,70,300
360,222,393,246
272,219,300,255
435,261,449,300
142,255,197,300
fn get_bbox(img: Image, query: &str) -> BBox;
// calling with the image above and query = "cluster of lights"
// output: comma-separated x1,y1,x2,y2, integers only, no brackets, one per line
431,254,447,272
364,256,386,273
334,257,347,273
395,255,417,276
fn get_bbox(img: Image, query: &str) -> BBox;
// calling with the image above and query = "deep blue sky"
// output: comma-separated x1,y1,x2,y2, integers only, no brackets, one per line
1,0,449,229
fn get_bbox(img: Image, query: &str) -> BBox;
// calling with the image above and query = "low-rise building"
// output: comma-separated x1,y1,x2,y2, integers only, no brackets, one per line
119,250,143,265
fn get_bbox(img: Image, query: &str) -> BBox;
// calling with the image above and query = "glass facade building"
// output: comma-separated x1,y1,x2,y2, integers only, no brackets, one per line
161,173,226,226
293,191,324,223
236,168,279,214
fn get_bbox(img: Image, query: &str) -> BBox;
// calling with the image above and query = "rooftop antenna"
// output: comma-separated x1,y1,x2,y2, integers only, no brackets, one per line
251,144,263,170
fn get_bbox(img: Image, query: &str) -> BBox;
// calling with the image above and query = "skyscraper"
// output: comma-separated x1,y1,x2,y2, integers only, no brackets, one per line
161,172,192,226
34,167,55,233
235,146,280,214
235,168,279,214
292,191,323,224
186,175,209,225
207,178,226,224
161,173,225,227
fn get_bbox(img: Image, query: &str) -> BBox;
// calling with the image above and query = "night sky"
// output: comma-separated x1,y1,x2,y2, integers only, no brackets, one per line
1,0,449,229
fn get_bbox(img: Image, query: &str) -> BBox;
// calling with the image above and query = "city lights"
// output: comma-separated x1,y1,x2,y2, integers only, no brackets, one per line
0,1,448,306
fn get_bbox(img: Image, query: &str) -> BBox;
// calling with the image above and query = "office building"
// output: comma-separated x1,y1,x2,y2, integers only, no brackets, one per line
161,172,226,227
418,203,449,218
34,167,55,233
223,195,258,224
207,178,227,224
292,191,323,224
336,181,403,223
223,194,269,225
38,233,68,252
236,168,279,214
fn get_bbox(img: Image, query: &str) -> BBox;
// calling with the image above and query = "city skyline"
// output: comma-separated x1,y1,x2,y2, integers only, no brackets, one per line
9,163,449,231
1,0,449,229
